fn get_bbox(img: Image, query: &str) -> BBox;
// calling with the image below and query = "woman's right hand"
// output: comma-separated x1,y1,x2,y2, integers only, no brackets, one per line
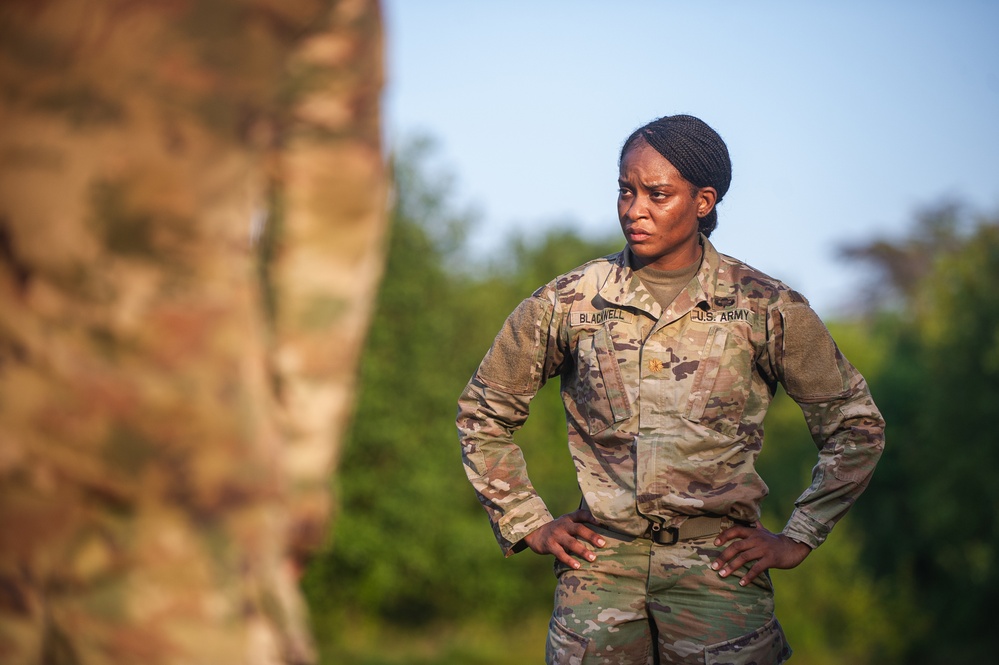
522,509,606,569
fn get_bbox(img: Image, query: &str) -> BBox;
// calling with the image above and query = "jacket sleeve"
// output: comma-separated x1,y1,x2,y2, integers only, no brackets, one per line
766,291,886,549
456,285,566,556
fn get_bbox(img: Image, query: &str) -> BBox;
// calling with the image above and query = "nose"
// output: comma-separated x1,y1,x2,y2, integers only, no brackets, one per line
620,193,648,223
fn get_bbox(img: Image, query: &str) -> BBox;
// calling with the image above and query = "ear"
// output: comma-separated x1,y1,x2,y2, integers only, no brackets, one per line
695,186,717,219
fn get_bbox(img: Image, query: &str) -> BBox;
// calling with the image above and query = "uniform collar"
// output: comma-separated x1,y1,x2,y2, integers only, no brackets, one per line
598,234,722,324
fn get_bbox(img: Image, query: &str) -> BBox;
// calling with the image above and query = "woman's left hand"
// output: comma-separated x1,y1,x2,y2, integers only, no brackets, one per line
711,522,811,586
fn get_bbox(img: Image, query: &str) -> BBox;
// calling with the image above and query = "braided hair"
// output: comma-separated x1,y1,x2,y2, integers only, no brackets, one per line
619,115,732,237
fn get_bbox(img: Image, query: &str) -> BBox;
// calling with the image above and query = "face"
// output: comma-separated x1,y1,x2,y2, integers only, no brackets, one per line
617,138,716,270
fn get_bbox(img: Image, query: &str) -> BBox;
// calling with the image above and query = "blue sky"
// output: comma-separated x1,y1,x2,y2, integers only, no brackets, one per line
380,1,999,315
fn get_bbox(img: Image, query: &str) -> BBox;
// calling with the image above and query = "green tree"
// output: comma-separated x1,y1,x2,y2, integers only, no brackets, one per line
845,205,999,663
755,322,911,665
837,201,968,313
304,139,619,663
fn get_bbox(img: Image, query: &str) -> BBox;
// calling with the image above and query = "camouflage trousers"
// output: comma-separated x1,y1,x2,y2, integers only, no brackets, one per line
545,523,792,665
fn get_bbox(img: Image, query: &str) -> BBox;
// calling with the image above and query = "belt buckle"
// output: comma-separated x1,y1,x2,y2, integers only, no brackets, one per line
651,523,679,546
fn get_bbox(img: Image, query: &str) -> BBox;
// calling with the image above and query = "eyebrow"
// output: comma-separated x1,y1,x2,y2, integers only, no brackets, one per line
618,178,677,189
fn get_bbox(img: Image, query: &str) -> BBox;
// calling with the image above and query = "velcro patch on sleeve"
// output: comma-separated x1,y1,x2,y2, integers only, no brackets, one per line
477,297,554,395
780,304,849,401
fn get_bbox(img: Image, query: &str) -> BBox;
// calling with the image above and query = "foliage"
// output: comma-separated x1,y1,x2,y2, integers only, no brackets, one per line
837,200,970,313
755,319,915,665
845,208,999,664
304,139,619,663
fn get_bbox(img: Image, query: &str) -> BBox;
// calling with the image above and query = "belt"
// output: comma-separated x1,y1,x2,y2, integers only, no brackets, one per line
645,516,748,546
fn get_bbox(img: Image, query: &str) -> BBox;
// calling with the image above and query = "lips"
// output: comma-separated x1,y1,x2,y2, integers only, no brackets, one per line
625,228,652,242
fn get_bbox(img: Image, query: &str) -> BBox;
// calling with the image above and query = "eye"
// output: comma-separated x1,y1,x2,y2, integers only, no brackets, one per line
650,190,668,201
618,187,632,198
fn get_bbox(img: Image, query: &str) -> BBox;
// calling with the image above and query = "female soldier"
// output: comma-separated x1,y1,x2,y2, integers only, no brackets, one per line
456,114,884,664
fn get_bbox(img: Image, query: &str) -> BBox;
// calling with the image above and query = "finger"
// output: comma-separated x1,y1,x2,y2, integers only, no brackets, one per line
713,536,754,567
570,524,606,549
713,544,763,578
738,560,770,586
553,544,583,569
561,533,598,562
554,539,596,569
714,525,753,546
568,508,596,523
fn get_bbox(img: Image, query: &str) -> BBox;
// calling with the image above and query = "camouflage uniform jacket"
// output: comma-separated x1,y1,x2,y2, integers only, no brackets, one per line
457,235,884,556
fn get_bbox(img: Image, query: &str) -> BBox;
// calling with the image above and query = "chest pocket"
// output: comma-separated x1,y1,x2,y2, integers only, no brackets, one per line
683,325,753,438
574,325,632,435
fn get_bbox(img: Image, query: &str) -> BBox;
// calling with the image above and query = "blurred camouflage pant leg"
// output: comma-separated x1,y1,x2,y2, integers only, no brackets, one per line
545,529,789,664
0,1,386,663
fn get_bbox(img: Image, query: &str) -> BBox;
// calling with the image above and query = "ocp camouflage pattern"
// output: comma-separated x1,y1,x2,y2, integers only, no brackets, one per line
457,236,885,555
0,1,387,663
544,527,792,664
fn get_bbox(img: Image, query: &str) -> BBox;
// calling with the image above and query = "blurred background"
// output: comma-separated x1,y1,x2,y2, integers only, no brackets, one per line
307,1,999,664
379,0,999,317
2,1,997,664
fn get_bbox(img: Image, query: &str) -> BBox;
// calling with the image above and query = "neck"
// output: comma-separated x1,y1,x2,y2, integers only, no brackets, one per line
631,248,703,309
633,242,702,272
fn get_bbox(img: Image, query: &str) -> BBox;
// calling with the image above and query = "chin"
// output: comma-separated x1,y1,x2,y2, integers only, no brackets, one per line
629,246,659,260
